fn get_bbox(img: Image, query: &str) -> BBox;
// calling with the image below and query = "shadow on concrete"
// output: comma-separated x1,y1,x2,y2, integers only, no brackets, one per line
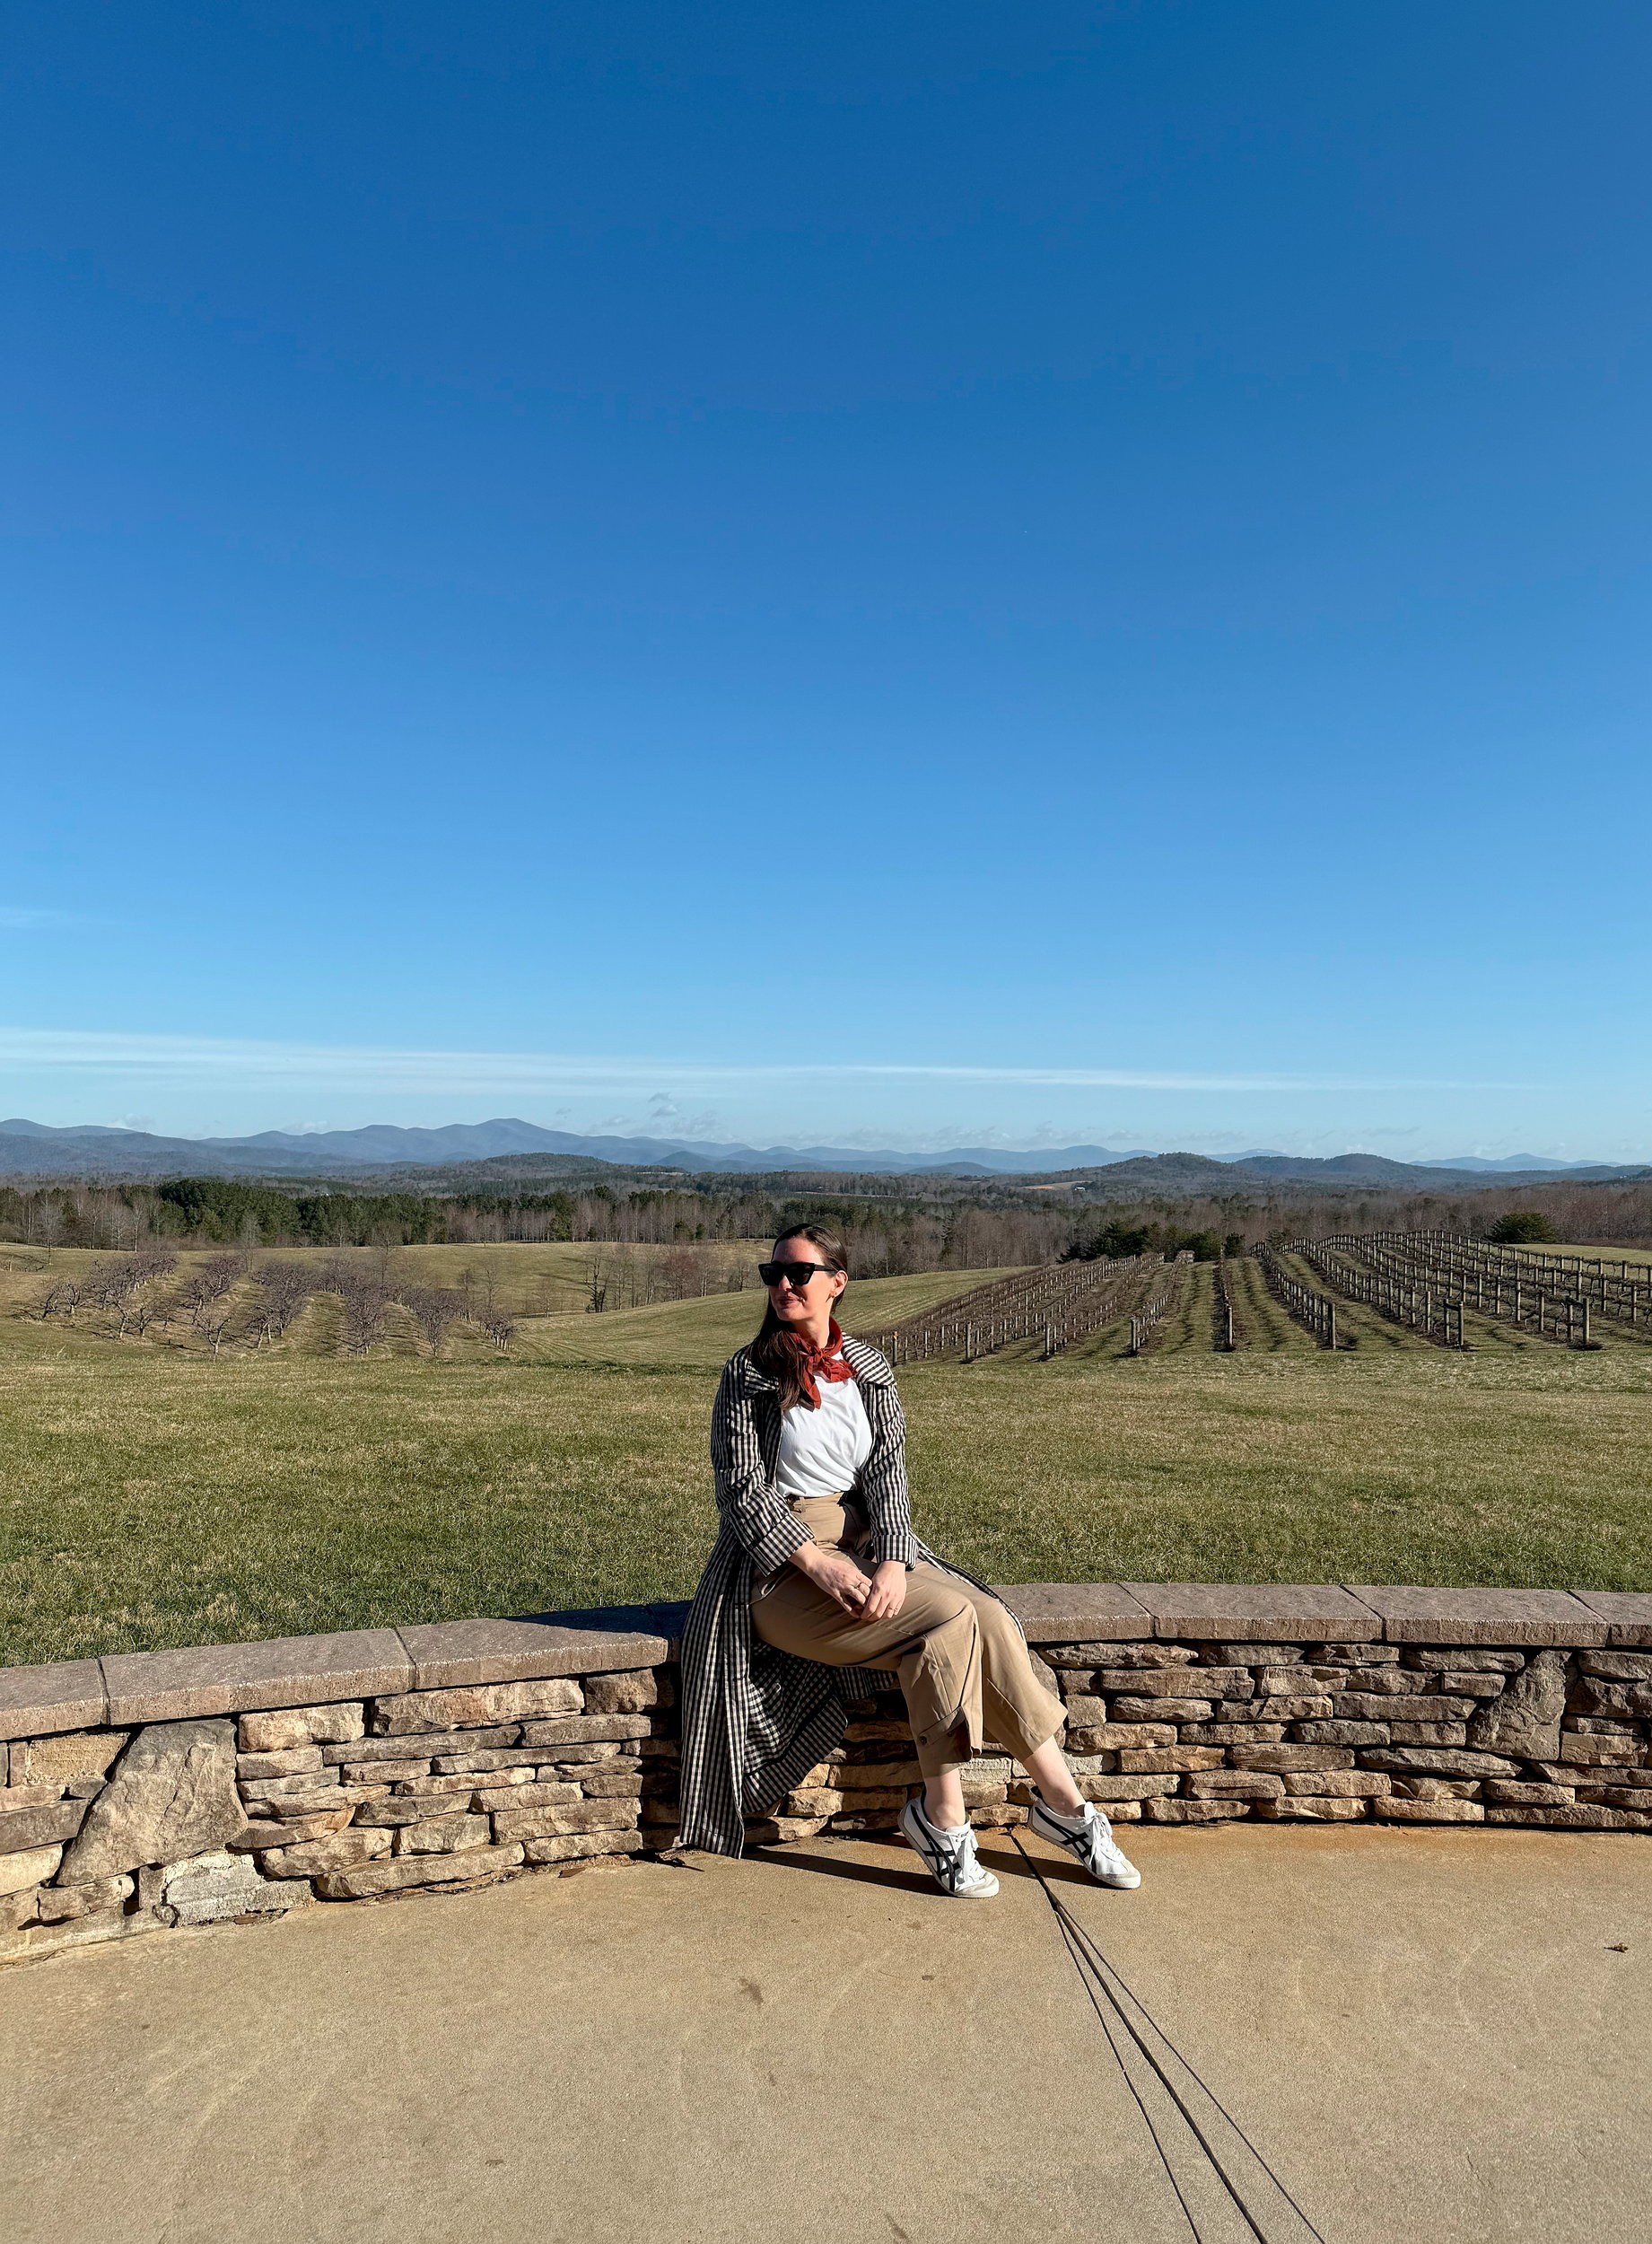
748,1829,1097,1895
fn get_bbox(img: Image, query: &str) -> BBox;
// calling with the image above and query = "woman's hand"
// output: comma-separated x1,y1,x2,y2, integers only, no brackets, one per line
857,1560,907,1624
792,1544,872,1616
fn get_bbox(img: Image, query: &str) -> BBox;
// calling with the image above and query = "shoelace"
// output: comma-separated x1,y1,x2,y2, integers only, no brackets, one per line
1075,1815,1123,1876
947,1827,983,1894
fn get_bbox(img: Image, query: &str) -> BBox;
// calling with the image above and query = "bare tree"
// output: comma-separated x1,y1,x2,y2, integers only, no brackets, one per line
340,1279,389,1355
85,1250,173,1337
607,1244,651,1307
401,1285,464,1355
88,1257,137,1323
180,1254,248,1329
482,1308,517,1354
251,1261,315,1346
309,1258,390,1354
24,1199,64,1260
660,1245,707,1300
367,1223,404,1286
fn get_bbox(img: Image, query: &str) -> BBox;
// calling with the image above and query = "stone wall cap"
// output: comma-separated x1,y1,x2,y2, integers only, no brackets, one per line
1568,1591,1652,1648
540,1602,688,1657
101,1630,414,1724
0,1659,107,1742
398,1615,675,1688
6,1582,1646,1739
1346,1586,1608,1647
1120,1583,1381,1641
992,1583,1152,1643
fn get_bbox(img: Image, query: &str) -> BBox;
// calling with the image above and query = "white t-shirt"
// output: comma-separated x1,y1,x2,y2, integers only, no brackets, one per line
774,1376,873,1503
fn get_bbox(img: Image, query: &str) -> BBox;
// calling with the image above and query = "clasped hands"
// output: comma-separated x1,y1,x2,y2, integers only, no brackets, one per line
792,1542,907,1622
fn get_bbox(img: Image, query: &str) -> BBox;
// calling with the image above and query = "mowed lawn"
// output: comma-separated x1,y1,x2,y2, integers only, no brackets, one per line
4,1275,1652,1666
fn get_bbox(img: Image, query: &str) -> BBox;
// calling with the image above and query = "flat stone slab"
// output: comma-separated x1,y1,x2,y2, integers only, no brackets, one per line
101,1632,413,1724
993,1583,1152,1643
1121,1583,1380,1642
1570,1592,1652,1647
1347,1587,1606,1646
398,1616,674,1689
0,1661,107,1743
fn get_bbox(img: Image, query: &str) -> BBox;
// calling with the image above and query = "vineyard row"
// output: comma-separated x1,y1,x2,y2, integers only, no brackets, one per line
1296,1238,1468,1347
861,1255,1158,1364
1403,1232,1652,1331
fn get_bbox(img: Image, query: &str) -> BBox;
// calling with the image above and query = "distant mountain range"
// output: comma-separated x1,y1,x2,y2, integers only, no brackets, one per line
1074,1150,1647,1191
0,1117,1160,1178
0,1116,1643,1188
1431,1154,1606,1172
1232,1148,1609,1175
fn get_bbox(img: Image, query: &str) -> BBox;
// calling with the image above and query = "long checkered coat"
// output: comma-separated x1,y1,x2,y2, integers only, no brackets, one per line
677,1334,995,1858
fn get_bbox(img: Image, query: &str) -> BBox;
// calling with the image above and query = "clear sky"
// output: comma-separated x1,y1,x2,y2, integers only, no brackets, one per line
4,3,1649,1159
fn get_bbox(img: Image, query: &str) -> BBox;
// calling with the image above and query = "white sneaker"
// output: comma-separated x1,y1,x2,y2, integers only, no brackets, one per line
1027,1795,1142,1889
899,1797,1000,1898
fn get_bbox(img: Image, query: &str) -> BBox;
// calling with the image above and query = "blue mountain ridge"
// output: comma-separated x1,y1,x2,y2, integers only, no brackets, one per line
0,1118,1631,1180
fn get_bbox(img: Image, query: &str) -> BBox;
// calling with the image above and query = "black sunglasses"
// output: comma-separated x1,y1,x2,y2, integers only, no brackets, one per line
758,1260,838,1290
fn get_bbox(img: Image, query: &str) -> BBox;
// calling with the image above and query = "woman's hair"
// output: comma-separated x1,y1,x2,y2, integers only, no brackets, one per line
749,1222,848,1409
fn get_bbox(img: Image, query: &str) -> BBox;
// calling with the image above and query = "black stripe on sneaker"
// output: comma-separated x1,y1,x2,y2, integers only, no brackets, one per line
905,1802,967,1892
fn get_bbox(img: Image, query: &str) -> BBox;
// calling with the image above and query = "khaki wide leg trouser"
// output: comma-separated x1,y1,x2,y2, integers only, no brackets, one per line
749,1495,1066,1779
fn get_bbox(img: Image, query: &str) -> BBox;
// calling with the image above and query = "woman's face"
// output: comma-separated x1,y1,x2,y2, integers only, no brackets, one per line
765,1237,846,1327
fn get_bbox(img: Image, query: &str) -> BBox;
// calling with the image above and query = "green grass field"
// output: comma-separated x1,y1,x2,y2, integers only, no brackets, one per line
4,1242,1651,1668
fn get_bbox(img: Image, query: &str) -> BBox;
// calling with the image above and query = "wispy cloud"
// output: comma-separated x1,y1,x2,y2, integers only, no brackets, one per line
0,1027,1532,1096
0,907,88,932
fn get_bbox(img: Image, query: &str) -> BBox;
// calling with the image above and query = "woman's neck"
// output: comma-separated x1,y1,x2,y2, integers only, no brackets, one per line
793,1308,835,1351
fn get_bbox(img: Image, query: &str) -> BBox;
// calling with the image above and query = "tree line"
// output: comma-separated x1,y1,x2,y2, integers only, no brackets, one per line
5,1169,1652,1274
0,1176,1077,1269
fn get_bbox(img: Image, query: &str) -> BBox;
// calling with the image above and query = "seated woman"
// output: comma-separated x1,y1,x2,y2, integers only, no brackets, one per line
676,1223,1141,1899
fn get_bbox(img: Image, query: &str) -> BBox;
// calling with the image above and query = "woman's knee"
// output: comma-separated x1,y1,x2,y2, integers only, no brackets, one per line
973,1600,1029,1665
923,1599,980,1652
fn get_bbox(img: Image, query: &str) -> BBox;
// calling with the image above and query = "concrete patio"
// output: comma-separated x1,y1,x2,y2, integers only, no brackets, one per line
4,1822,1648,2243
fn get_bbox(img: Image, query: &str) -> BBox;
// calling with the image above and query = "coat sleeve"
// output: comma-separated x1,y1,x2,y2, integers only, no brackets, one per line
856,1375,918,1567
710,1360,815,1576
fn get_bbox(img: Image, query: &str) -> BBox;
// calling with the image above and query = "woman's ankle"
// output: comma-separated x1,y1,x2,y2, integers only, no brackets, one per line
1037,1785,1087,1820
922,1783,966,1830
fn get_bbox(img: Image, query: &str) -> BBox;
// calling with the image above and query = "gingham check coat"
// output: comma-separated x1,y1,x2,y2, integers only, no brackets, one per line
676,1334,1006,1858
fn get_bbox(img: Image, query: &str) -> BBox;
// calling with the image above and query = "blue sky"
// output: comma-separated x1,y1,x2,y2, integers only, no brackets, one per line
4,3,1649,1159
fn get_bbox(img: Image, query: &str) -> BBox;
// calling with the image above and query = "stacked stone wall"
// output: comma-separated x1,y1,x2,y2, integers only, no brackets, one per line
3,1583,1648,1966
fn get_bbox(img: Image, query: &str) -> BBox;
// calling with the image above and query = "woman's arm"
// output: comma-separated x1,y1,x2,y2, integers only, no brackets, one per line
856,1377,918,1568
709,1360,816,1577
